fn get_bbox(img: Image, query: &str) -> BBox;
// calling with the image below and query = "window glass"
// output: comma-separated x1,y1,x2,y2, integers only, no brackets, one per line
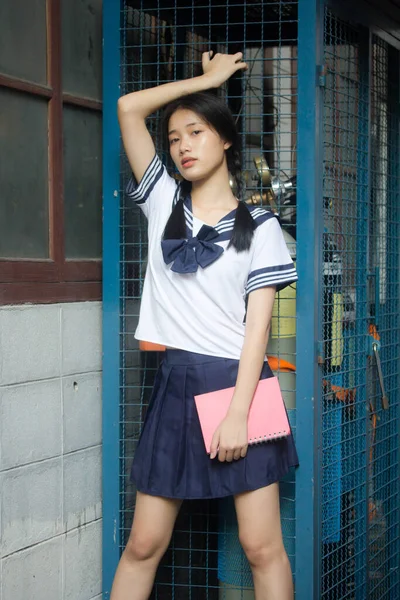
0,89,49,259
0,0,47,84
63,105,102,259
61,0,102,100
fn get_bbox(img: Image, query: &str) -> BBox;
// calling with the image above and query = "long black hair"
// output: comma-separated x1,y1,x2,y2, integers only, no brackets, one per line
162,92,256,252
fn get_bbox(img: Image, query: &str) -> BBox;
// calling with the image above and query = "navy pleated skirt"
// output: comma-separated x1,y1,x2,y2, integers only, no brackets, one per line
131,349,299,499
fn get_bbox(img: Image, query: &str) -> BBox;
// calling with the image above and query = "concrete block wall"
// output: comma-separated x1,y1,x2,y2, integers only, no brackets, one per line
0,302,102,600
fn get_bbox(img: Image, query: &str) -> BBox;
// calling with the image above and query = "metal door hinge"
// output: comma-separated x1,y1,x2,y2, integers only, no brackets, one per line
317,64,327,88
317,341,325,365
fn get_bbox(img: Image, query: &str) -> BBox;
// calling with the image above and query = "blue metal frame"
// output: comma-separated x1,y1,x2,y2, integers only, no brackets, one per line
102,0,121,596
295,0,324,597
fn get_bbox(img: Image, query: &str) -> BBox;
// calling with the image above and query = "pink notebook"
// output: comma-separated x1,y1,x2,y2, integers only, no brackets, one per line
194,377,290,454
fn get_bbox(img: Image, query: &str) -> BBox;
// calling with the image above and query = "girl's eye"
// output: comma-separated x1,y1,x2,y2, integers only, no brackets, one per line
169,138,179,145
192,130,202,136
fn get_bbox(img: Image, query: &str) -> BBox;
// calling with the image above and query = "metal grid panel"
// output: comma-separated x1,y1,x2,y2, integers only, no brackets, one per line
321,8,400,599
321,9,370,599
118,1,299,598
368,35,400,600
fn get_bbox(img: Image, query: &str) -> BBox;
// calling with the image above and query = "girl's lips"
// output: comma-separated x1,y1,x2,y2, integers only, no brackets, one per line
181,159,197,168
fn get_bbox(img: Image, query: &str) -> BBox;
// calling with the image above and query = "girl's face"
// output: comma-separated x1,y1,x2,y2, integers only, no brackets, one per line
168,108,231,182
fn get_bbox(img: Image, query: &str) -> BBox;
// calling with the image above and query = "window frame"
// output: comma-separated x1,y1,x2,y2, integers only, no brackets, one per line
0,0,102,304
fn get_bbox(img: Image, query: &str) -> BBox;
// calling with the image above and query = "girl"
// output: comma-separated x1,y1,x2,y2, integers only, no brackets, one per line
112,52,298,600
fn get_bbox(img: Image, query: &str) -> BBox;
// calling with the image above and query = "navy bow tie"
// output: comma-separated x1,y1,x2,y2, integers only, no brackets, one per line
161,225,224,274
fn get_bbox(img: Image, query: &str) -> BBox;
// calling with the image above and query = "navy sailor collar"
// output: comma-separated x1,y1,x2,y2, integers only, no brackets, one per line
163,188,279,273
173,190,277,242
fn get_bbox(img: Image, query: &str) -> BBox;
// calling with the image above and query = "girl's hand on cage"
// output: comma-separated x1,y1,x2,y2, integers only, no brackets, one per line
202,51,248,87
210,413,248,462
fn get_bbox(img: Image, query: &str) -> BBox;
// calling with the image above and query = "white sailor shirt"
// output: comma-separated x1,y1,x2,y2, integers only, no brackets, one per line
126,153,298,360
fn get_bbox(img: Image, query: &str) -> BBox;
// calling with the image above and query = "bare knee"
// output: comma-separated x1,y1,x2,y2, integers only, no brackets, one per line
124,531,169,564
239,533,287,570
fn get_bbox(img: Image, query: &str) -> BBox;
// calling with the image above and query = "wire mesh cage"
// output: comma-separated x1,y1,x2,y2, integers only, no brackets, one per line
320,7,400,599
103,1,400,598
118,1,299,598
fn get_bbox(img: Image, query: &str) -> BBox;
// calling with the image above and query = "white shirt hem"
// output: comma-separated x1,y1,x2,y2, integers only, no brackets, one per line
134,332,268,362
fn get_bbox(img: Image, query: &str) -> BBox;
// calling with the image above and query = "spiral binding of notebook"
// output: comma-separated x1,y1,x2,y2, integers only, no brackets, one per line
249,431,288,445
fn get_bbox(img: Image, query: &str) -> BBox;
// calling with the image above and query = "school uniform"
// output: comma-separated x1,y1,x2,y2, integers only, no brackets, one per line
126,153,299,499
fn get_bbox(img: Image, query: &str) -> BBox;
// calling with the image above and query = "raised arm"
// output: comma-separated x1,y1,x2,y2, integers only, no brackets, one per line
117,52,247,183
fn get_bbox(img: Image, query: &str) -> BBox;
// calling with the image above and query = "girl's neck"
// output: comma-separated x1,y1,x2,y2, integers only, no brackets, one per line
191,165,237,210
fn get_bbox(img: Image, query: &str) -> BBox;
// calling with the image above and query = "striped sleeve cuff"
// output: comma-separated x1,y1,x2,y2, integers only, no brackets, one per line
125,154,164,205
246,263,298,294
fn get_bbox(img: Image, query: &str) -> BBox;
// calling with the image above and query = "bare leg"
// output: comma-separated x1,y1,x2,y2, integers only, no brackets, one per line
234,484,293,600
110,491,182,600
